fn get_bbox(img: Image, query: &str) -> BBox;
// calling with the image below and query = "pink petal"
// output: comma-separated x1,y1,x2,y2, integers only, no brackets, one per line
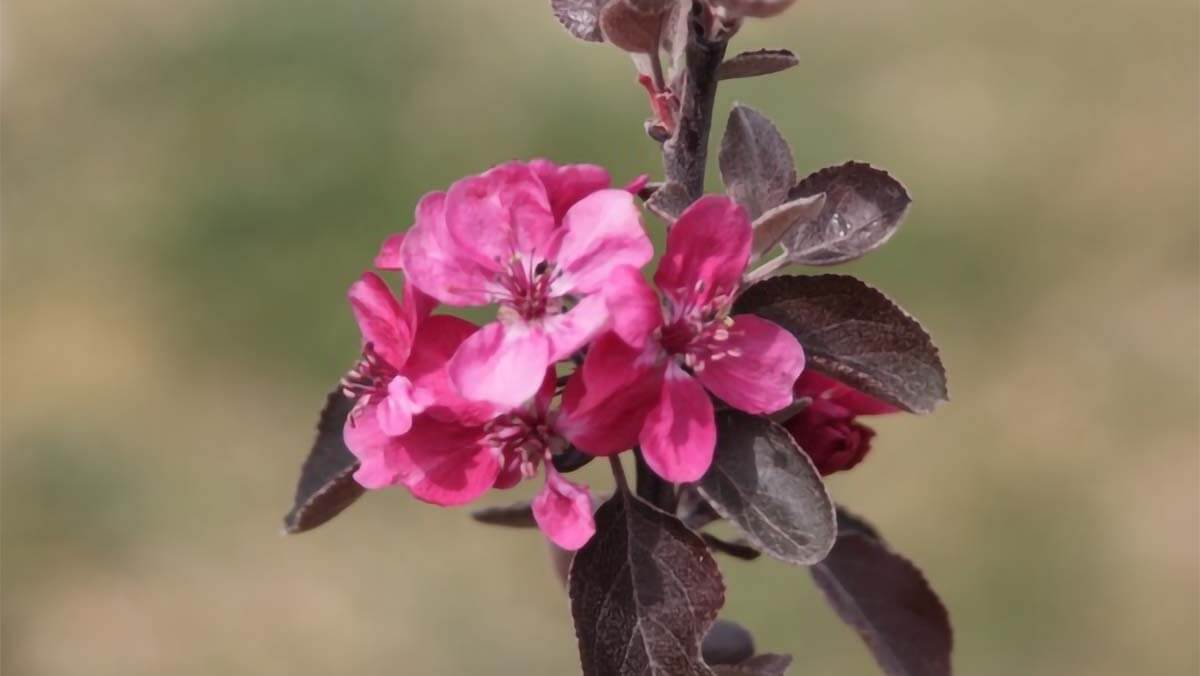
639,363,716,483
558,332,665,456
448,321,553,409
374,233,405,270
622,174,650,195
696,314,805,414
654,195,752,310
552,189,653,295
529,159,612,222
391,416,500,506
532,469,596,551
793,370,900,416
375,375,434,437
542,293,610,362
604,265,663,349
343,404,406,489
347,272,414,370
444,162,556,268
401,314,497,424
533,367,559,417
399,192,496,306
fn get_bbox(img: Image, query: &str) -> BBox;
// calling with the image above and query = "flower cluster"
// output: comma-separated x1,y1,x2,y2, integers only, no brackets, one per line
338,159,808,550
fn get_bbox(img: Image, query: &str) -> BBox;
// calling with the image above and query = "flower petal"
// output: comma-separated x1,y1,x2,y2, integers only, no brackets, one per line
391,416,499,506
696,314,805,414
448,321,552,409
558,332,665,456
604,265,663,349
399,192,497,306
543,293,610,362
529,159,612,222
344,403,407,489
347,272,414,370
374,233,405,270
444,162,556,267
552,189,653,295
793,370,900,416
532,469,596,551
655,195,752,310
638,362,716,482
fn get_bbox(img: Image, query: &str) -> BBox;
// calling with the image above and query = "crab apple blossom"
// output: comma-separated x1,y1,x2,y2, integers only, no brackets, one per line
384,160,653,410
338,271,481,487
558,195,805,483
347,368,597,550
782,370,899,476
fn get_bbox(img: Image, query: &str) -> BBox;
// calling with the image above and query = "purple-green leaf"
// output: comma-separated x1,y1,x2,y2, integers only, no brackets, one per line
696,411,836,566
784,162,911,266
811,513,953,676
282,389,364,534
718,49,799,81
569,490,725,675
734,274,948,414
552,0,607,42
719,104,796,219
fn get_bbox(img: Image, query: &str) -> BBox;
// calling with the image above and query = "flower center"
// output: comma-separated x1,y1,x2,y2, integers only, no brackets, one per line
495,256,561,322
485,411,565,479
340,343,397,402
658,294,741,374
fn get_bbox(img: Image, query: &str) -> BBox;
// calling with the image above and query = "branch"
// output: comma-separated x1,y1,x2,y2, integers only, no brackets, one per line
661,4,728,201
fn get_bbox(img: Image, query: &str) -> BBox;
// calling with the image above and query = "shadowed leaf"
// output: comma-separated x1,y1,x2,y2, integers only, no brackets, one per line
811,513,953,676
712,654,793,675
702,619,755,665
718,49,799,80
552,0,607,42
283,389,364,534
783,162,910,266
570,490,725,675
710,0,797,19
702,534,762,561
471,501,537,528
719,104,796,219
697,411,836,566
645,181,693,222
734,275,948,413
677,485,722,530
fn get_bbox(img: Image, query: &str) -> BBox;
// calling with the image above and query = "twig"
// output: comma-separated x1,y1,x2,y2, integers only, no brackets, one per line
661,4,728,201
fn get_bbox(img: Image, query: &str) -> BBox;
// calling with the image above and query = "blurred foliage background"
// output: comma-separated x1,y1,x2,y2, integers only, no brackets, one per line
2,1,1197,674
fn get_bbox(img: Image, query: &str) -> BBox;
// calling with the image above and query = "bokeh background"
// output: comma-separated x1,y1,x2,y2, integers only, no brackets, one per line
3,1,1197,674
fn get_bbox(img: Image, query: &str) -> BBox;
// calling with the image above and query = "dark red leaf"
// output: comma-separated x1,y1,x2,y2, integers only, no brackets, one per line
282,389,364,534
570,490,725,675
697,411,836,566
811,513,953,676
718,49,799,81
784,162,910,266
734,274,948,414
719,104,796,219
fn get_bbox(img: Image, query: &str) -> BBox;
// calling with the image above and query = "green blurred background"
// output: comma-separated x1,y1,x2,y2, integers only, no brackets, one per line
3,1,1197,674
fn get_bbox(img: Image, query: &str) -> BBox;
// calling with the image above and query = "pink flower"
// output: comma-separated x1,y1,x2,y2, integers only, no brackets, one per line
345,369,597,550
339,272,480,487
383,160,653,409
781,370,899,475
558,196,806,482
